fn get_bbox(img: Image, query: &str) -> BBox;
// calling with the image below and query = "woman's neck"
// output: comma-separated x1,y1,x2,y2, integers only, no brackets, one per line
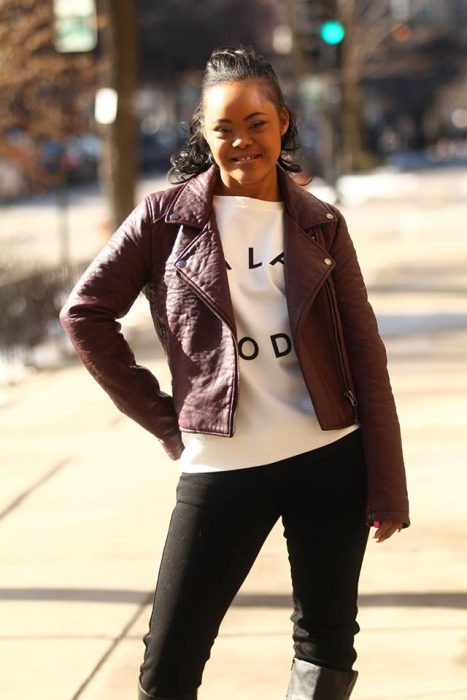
214,172,282,202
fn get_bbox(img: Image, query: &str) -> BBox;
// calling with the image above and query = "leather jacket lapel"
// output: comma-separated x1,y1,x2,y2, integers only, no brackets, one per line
163,166,237,336
283,214,335,347
174,213,237,336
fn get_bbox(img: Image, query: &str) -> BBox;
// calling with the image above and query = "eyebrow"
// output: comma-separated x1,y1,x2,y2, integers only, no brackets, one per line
213,112,268,124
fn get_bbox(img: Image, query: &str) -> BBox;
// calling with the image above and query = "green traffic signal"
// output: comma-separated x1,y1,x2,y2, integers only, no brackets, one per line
320,20,345,45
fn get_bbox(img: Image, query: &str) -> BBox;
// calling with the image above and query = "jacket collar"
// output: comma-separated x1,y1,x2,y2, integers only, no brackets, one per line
164,163,336,230
163,163,337,344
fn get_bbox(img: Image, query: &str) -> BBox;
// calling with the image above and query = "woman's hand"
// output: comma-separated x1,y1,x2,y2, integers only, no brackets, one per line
372,520,403,543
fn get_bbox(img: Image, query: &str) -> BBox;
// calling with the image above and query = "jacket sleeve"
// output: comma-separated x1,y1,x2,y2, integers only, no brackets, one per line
329,208,410,527
59,197,184,461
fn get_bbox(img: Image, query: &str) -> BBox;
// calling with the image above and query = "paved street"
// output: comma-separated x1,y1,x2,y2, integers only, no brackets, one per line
1,166,467,699
0,172,170,277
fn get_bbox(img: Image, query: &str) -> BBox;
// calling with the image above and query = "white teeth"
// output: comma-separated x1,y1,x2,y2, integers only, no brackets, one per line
235,155,259,162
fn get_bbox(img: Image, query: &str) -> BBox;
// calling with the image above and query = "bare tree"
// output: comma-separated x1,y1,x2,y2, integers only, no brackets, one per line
338,0,366,173
0,0,96,189
339,0,467,167
284,0,467,174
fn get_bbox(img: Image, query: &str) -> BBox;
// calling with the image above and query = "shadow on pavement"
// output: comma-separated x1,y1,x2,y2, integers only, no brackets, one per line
1,588,467,609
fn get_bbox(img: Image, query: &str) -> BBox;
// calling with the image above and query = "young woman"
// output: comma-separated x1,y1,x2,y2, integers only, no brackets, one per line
60,45,410,700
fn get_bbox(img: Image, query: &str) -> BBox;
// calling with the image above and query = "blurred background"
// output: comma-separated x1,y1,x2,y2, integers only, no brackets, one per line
1,0,467,372
1,2,467,699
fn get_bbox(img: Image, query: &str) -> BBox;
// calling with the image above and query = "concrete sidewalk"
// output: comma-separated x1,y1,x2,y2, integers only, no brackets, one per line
1,183,467,699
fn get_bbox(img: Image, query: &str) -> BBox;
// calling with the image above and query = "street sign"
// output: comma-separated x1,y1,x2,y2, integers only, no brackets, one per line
53,0,97,53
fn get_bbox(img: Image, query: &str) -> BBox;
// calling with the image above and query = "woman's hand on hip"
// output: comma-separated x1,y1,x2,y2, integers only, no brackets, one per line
372,520,403,543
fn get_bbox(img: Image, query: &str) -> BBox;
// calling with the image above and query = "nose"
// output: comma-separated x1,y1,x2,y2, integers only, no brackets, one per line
232,131,253,148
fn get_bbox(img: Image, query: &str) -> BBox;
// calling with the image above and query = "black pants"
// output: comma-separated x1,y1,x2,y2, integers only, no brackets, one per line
139,428,369,697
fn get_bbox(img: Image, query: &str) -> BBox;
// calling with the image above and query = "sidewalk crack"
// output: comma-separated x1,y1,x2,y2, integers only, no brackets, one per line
0,458,71,521
70,592,154,700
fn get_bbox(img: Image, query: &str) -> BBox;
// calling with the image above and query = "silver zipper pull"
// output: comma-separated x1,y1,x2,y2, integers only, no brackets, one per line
344,390,359,423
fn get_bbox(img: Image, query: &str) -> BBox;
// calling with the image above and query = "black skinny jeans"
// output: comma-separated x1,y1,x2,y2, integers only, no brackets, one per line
139,428,370,698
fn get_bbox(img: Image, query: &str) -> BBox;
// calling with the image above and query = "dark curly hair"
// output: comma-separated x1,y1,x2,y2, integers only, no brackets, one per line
167,44,304,183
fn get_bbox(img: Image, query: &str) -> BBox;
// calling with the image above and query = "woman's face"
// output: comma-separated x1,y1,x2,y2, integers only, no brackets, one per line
201,79,289,200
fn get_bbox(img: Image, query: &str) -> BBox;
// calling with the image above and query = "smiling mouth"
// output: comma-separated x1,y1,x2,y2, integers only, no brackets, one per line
232,154,262,163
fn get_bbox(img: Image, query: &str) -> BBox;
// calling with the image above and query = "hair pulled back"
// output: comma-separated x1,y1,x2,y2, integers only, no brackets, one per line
167,45,303,183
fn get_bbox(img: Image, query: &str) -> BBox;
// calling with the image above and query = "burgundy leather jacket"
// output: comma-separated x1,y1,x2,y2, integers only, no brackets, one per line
60,163,410,527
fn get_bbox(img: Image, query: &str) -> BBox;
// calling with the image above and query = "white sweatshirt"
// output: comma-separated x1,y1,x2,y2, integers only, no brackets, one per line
179,194,359,472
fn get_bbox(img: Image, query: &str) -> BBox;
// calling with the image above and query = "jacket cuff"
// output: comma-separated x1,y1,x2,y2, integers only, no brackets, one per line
367,511,410,529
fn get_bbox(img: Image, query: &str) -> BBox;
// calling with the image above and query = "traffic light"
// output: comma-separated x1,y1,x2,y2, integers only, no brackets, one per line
294,1,345,70
320,19,345,45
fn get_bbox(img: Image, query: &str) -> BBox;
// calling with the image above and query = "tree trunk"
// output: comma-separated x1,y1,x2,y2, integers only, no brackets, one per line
338,0,360,173
98,0,138,233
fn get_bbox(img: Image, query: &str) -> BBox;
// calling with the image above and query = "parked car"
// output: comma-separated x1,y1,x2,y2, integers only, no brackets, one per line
139,127,181,171
38,134,101,184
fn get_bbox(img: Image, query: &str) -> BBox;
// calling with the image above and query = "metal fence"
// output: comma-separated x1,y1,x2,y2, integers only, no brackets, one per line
0,259,91,358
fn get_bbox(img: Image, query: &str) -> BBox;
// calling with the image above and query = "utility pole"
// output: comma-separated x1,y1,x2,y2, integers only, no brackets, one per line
53,0,97,266
97,0,138,233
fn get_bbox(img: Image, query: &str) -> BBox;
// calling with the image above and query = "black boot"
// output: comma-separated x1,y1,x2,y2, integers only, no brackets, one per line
138,679,197,700
286,658,358,700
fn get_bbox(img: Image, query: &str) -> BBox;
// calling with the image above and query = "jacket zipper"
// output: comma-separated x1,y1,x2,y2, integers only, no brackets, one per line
203,307,239,435
325,280,359,423
175,271,239,436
